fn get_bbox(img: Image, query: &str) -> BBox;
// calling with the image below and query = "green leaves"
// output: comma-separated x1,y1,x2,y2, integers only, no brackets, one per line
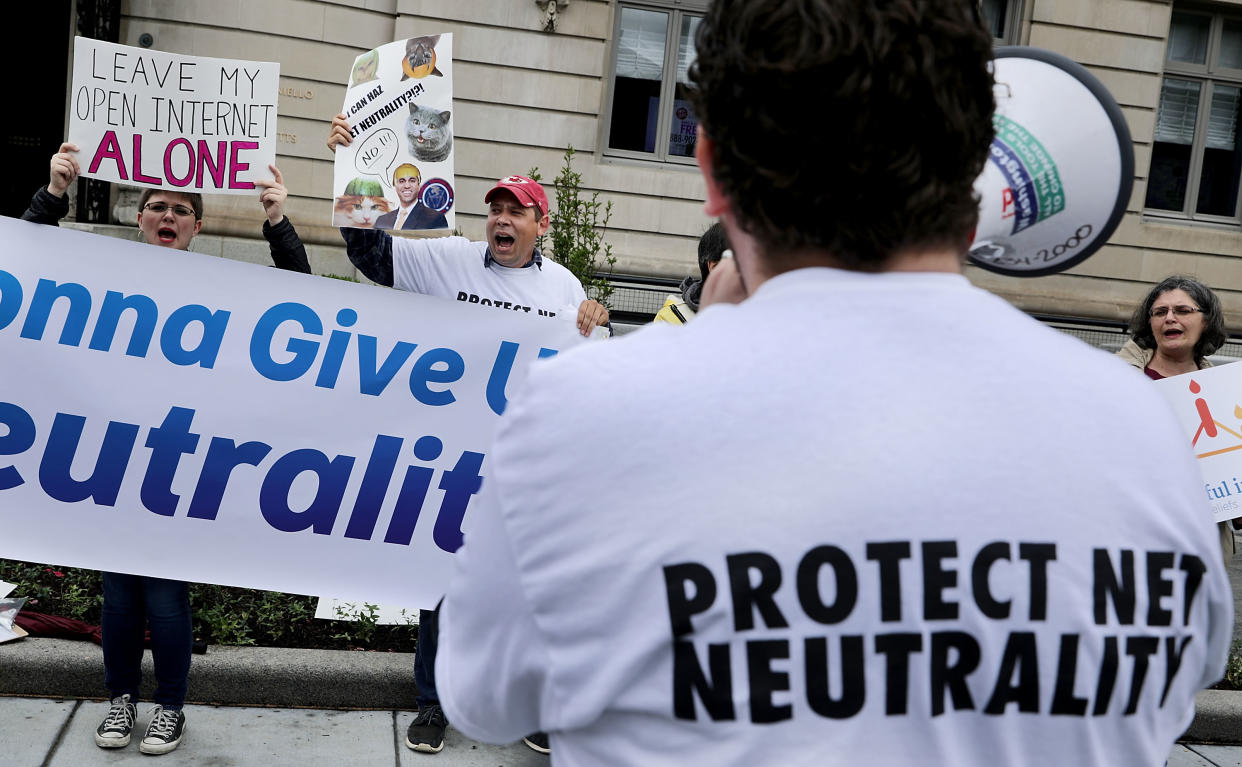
530,147,617,306
0,559,415,651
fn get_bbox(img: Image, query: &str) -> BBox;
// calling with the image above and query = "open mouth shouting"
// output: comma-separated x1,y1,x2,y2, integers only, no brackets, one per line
156,226,178,244
493,232,516,253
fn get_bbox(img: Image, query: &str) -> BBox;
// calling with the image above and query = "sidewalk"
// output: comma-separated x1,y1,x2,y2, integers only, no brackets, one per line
2,694,1242,766
3,695,545,766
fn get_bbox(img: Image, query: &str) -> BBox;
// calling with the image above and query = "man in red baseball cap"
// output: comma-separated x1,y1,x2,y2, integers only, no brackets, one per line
327,116,608,757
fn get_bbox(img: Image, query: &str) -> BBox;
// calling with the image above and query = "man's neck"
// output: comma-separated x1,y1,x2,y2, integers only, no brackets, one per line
739,245,963,294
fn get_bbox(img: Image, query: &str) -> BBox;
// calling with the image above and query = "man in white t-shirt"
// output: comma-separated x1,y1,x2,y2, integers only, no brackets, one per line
434,2,1234,765
327,120,610,756
328,112,607,337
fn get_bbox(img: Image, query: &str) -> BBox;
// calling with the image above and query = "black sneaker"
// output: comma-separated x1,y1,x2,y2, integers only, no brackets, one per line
406,704,447,753
94,694,136,748
139,705,186,755
523,731,551,754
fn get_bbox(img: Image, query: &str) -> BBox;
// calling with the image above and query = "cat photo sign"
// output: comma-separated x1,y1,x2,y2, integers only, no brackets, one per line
332,35,455,232
67,38,279,194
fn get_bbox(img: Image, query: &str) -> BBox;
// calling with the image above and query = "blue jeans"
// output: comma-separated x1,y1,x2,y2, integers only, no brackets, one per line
414,606,439,709
101,573,192,709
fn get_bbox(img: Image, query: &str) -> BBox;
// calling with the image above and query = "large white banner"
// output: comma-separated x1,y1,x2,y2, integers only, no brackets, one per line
0,216,583,609
67,38,279,195
332,35,455,231
1154,363,1242,522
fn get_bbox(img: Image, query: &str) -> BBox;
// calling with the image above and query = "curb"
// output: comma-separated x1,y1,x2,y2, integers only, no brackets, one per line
0,636,417,710
1183,689,1242,744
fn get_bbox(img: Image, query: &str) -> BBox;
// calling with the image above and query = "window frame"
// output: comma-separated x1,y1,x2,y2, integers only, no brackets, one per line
1145,5,1242,225
983,0,1024,45
601,0,708,166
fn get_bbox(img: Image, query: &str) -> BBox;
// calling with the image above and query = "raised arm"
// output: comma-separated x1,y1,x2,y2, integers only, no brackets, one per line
21,142,79,225
327,113,396,285
257,164,312,274
340,227,395,286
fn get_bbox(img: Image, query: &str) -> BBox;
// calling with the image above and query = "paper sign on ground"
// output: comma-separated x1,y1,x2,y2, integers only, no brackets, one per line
331,36,454,231
68,38,278,194
1154,363,1242,522
0,215,583,609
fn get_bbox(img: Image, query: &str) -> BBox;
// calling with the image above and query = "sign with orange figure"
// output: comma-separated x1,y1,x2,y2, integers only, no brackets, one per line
1155,364,1242,521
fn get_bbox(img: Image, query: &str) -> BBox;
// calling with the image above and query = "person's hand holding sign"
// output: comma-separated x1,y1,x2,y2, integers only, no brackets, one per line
48,142,80,198
255,164,290,226
576,299,609,337
327,113,352,152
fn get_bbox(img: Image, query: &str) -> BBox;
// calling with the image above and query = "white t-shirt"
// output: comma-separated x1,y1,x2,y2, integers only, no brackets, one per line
437,268,1233,766
391,235,585,321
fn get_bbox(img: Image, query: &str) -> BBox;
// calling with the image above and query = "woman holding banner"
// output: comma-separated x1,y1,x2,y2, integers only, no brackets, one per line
1116,275,1236,562
20,142,311,755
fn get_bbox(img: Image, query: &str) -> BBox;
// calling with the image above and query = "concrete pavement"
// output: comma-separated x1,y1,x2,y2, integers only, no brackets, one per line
3,695,545,766
2,694,1242,766
1173,744,1242,766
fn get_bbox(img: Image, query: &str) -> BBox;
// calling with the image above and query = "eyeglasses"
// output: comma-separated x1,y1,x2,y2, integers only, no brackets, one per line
1149,305,1203,319
143,202,196,218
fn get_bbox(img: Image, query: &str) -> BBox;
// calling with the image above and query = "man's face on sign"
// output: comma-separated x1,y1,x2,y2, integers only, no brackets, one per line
486,190,549,268
137,191,202,251
395,169,421,206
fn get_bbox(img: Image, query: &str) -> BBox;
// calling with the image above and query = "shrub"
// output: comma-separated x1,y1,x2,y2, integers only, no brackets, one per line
1222,640,1242,690
529,146,616,306
0,559,415,652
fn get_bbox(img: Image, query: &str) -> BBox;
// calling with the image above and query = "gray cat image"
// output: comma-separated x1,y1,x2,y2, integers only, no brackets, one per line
405,103,452,163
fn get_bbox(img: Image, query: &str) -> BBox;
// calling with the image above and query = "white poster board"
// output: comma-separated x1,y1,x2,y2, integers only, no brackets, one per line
1154,363,1242,522
67,38,278,194
0,216,584,609
331,36,455,231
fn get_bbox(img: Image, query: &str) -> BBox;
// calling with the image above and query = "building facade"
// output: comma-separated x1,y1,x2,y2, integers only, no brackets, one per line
15,0,1242,328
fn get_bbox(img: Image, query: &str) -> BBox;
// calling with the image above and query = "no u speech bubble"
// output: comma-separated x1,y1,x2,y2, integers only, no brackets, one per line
355,128,398,189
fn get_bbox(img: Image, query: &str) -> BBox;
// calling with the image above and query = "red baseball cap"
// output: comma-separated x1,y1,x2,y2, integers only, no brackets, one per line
484,175,549,214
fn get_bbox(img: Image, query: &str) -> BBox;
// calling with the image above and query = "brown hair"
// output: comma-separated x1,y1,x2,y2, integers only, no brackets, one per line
689,0,995,269
137,188,204,220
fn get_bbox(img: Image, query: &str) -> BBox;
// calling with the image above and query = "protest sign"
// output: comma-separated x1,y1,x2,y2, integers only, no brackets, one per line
0,215,584,609
67,38,278,194
332,36,454,231
1154,363,1242,522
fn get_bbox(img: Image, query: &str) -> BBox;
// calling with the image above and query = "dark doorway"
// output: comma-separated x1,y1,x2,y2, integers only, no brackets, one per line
3,1,73,218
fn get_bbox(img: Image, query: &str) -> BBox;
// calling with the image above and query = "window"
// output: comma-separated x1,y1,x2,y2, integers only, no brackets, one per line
1146,9,1242,223
981,0,1022,45
604,1,707,164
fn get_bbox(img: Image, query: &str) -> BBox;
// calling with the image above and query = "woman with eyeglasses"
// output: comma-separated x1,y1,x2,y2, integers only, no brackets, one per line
1117,275,1236,563
17,141,312,756
1117,275,1227,379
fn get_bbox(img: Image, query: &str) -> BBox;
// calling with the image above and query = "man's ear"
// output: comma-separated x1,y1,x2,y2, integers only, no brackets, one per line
536,212,550,237
696,128,729,218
